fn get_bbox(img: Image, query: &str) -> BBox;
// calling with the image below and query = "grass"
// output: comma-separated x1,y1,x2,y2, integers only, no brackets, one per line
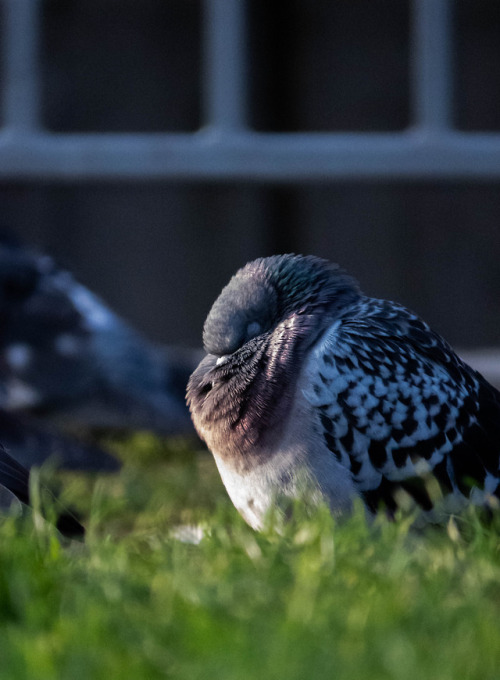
0,434,499,680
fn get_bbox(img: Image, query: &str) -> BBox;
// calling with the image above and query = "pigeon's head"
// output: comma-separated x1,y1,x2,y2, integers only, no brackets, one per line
202,254,360,357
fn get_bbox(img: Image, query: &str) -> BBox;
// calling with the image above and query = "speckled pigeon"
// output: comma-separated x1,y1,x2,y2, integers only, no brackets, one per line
187,254,500,529
0,237,196,438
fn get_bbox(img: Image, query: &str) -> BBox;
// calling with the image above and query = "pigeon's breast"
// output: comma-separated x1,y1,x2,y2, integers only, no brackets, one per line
188,340,296,468
188,313,331,470
209,357,356,529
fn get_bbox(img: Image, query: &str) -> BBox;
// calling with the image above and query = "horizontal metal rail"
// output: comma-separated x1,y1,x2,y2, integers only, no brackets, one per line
0,129,499,182
1,0,499,182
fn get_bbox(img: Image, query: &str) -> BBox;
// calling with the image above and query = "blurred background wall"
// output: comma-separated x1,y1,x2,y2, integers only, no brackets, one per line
1,0,500,350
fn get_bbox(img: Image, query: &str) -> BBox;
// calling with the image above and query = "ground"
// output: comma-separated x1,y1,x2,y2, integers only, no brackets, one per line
0,433,499,680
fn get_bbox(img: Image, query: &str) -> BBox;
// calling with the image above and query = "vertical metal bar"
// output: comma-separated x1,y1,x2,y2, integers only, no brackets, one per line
202,0,247,131
2,0,41,130
410,0,454,131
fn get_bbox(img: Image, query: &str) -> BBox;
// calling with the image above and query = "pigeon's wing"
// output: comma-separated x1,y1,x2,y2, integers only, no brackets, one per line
0,441,84,537
0,442,30,505
305,298,500,513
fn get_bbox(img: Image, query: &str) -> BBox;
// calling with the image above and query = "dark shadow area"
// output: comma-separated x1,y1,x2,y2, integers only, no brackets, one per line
248,0,410,131
41,0,202,132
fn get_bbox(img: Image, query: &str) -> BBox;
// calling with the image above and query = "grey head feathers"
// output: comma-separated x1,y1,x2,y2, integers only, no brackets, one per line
202,254,360,357
203,263,278,356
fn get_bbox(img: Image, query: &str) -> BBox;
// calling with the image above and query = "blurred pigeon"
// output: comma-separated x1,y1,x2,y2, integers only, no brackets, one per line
0,441,84,537
188,254,500,529
0,236,197,437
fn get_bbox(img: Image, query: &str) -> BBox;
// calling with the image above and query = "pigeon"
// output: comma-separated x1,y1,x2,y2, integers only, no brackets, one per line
0,236,196,438
0,440,85,538
187,254,500,530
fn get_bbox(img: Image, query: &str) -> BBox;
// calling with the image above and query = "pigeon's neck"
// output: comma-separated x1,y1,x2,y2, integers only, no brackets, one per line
270,256,360,320
188,309,333,471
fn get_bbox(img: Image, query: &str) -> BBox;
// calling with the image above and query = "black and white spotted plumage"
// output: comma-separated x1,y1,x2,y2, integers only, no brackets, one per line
187,254,500,529
0,237,195,437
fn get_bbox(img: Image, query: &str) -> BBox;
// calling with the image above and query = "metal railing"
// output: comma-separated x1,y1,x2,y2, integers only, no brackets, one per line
1,0,499,182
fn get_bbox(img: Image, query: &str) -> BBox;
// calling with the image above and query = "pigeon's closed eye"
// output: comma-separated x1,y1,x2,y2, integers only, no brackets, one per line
246,321,262,339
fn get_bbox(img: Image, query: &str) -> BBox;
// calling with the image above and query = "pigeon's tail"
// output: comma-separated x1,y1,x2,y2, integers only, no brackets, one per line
0,443,85,538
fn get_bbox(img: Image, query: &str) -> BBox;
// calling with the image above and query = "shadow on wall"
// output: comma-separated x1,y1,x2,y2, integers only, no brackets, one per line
1,182,500,352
